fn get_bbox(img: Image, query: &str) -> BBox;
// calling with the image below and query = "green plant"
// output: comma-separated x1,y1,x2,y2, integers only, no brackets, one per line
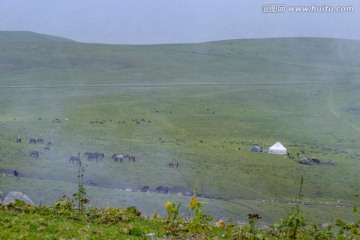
163,200,181,220
72,153,89,212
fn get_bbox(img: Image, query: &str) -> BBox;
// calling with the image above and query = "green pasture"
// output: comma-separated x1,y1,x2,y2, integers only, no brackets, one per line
0,32,360,224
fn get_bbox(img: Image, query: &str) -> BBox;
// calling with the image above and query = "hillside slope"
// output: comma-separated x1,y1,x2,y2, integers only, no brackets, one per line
1,32,360,224
0,31,76,43
0,32,359,86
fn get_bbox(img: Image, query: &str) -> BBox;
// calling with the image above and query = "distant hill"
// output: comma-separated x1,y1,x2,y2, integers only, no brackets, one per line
0,31,359,86
0,31,76,43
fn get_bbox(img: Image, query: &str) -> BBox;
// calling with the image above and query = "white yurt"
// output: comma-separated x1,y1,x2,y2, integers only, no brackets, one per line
268,141,287,154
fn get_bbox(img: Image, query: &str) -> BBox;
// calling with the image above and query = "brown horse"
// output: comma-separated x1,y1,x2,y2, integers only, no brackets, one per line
168,160,179,168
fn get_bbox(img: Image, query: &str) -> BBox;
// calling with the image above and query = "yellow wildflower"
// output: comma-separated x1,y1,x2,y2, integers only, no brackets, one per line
163,201,172,210
188,196,199,210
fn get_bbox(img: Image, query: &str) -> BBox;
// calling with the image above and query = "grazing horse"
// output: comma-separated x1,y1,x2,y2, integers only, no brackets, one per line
112,154,128,162
16,137,22,143
85,152,104,162
168,160,179,168
87,153,98,161
248,213,262,219
69,156,80,164
30,150,39,158
29,138,37,144
36,138,44,144
155,186,169,194
128,155,136,162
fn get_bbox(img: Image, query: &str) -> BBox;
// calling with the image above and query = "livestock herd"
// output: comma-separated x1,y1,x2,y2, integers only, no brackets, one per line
20,136,180,169
16,136,183,195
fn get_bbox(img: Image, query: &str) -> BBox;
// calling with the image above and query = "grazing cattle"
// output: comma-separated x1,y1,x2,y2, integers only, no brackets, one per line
128,155,136,162
69,156,80,164
30,150,39,158
13,170,19,177
155,186,169,194
29,138,37,144
168,160,179,168
47,142,52,146
112,154,128,162
141,186,149,192
36,138,44,144
16,137,22,143
44,146,50,151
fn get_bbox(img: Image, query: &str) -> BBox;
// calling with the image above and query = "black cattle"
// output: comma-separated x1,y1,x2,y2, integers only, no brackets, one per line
128,155,136,162
36,138,44,144
16,137,22,143
155,186,169,194
29,138,37,144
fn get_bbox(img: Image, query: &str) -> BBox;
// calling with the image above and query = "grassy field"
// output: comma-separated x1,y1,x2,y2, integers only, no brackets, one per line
1,32,360,224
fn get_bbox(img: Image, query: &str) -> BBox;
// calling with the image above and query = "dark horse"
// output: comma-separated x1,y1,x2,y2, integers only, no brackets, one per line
128,155,135,162
30,150,39,158
141,186,149,192
155,186,169,194
69,156,80,164
85,152,104,162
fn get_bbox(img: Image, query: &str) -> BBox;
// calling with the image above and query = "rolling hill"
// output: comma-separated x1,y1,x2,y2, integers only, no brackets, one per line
1,31,360,224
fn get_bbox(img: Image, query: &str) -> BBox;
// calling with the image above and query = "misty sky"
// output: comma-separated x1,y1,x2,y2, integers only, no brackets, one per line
0,0,359,44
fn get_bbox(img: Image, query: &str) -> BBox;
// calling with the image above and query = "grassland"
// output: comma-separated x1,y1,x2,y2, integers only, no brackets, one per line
1,31,360,225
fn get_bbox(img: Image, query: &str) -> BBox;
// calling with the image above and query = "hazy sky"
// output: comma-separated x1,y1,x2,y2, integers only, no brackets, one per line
0,0,359,44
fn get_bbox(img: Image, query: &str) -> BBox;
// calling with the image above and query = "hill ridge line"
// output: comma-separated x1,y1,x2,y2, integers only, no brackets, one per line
0,82,344,89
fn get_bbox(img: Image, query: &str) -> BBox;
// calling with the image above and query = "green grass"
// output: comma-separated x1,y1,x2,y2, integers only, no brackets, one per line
1,31,360,224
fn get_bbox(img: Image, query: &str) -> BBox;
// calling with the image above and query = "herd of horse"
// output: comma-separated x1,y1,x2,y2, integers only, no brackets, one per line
68,152,136,165
23,137,178,170
25,137,51,158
